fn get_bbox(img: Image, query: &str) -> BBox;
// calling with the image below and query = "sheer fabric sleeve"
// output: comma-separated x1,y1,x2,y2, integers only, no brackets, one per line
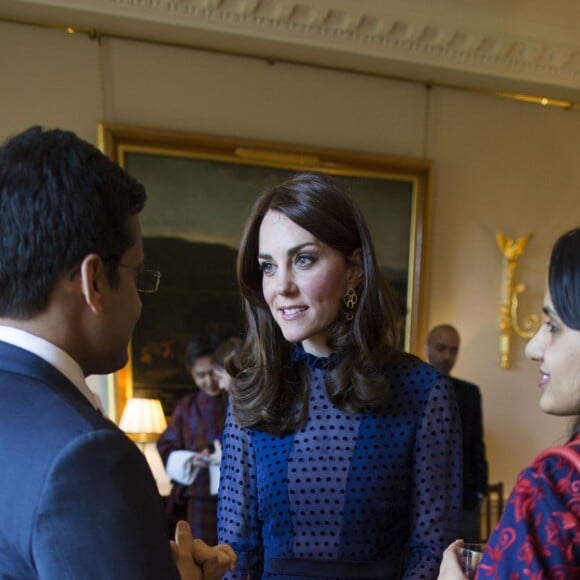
403,374,462,579
218,405,263,579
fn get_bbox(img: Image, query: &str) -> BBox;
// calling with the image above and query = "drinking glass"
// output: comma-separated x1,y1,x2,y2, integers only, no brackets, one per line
458,543,484,579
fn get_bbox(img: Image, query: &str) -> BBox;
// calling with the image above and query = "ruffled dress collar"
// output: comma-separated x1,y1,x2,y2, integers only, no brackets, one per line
291,343,341,370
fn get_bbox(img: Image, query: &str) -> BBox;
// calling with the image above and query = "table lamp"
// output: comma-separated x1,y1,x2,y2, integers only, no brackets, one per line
119,397,172,495
119,397,167,449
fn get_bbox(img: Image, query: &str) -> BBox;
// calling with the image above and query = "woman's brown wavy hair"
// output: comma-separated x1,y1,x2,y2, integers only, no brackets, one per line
228,172,401,434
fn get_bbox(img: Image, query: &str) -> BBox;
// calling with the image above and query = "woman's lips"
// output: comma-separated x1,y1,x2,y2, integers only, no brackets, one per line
279,305,307,320
538,370,550,388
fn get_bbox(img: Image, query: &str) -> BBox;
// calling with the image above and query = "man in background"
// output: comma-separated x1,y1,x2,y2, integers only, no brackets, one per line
158,333,228,543
0,126,234,578
426,324,488,543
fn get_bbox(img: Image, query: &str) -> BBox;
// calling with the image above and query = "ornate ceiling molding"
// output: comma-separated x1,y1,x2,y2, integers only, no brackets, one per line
4,0,580,100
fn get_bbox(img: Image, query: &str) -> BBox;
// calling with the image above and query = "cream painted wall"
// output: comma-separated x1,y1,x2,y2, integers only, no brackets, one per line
101,36,427,154
0,22,101,143
2,20,579,493
426,89,580,490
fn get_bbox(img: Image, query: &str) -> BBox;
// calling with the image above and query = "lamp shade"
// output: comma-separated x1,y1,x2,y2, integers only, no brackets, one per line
119,397,167,442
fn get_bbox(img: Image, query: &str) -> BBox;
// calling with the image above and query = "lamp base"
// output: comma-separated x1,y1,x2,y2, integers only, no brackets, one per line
125,432,160,443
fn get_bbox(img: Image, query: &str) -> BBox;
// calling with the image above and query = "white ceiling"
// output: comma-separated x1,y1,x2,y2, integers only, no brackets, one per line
3,0,580,105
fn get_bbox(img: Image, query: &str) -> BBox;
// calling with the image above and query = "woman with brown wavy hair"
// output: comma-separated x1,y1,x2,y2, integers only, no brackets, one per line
218,172,462,579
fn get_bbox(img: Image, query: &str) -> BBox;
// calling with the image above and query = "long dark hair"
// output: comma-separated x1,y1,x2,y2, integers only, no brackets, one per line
549,228,580,331
548,227,580,436
229,172,401,434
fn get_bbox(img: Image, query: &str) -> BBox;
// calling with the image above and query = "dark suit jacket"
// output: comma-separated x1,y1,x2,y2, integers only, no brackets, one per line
0,341,180,579
451,376,488,510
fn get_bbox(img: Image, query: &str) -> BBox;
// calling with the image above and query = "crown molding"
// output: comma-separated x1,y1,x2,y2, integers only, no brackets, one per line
3,0,580,101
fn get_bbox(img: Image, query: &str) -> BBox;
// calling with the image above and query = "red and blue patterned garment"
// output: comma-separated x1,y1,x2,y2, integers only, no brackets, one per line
477,434,580,579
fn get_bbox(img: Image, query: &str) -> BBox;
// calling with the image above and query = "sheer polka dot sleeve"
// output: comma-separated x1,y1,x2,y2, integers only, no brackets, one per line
218,405,263,579
403,372,462,578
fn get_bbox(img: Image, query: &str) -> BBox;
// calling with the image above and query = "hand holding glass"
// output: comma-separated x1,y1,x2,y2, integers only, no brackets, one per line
458,543,483,579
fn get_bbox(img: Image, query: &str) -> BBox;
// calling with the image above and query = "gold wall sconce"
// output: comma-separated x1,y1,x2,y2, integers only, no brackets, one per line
496,233,540,369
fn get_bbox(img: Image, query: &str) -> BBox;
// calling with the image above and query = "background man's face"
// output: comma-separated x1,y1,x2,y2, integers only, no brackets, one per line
426,328,460,375
190,355,219,396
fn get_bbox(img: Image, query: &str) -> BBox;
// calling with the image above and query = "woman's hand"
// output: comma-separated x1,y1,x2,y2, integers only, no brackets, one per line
437,540,469,580
171,520,237,579
191,540,237,578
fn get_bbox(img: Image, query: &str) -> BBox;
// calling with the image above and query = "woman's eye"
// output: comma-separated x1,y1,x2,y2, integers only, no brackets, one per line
259,261,275,275
295,253,316,268
544,320,558,333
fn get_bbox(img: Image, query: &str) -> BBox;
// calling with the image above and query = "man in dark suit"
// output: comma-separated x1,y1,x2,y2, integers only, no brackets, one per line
426,324,488,543
0,127,234,578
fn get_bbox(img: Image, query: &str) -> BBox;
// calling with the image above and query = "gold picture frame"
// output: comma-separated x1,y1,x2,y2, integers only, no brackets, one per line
97,123,432,420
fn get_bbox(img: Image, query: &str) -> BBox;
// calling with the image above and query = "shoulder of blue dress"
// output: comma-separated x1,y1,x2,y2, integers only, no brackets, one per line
383,351,429,371
290,343,341,370
383,352,443,385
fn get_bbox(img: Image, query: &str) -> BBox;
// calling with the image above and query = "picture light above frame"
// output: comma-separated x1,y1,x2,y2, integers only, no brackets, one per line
97,123,432,421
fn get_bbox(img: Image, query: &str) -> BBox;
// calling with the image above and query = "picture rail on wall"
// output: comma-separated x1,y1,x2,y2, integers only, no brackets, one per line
97,123,432,419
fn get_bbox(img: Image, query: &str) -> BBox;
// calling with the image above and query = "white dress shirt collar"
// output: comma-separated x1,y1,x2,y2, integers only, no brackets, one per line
0,325,103,412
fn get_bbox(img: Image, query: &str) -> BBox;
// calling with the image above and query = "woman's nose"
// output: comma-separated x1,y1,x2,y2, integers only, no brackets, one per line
276,269,297,295
525,327,545,361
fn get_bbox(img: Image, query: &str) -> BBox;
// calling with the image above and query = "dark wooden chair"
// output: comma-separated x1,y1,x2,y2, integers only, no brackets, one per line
480,482,505,542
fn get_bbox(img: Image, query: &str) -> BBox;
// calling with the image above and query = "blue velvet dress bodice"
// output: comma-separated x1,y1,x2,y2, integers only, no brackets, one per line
218,348,461,579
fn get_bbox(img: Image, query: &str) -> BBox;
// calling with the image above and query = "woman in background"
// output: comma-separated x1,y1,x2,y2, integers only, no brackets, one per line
439,227,580,579
218,172,462,579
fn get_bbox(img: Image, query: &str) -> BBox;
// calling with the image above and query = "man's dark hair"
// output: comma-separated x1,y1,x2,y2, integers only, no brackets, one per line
184,333,222,369
0,126,146,318
426,324,460,345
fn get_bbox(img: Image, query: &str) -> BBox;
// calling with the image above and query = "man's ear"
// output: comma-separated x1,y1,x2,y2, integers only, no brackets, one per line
79,254,107,314
347,248,363,287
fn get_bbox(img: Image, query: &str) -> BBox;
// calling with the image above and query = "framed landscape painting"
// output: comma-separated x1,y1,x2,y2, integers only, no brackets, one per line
98,123,432,419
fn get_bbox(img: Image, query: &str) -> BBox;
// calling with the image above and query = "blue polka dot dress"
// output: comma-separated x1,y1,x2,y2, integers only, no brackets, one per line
218,347,462,579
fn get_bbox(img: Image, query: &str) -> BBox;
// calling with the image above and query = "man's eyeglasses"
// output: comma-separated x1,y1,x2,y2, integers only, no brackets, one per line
118,264,161,293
